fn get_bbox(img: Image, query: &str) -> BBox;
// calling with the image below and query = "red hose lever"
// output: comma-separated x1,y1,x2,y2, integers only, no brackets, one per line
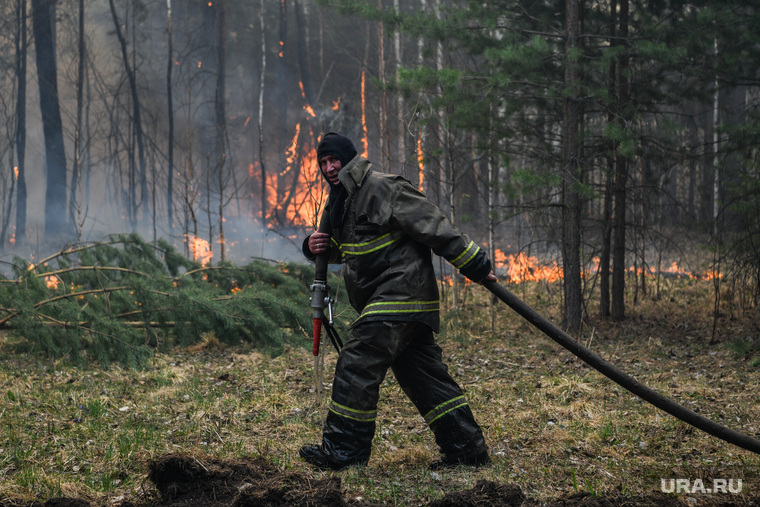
312,317,322,357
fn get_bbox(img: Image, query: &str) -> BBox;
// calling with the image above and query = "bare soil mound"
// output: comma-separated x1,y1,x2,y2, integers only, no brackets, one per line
146,453,346,506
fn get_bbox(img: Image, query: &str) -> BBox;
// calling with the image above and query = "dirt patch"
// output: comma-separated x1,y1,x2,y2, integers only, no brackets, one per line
147,453,347,506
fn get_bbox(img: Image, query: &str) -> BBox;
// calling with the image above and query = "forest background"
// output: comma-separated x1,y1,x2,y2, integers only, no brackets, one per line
1,0,760,334
1,1,760,504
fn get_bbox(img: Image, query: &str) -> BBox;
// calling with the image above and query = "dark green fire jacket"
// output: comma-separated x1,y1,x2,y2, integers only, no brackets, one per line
303,156,491,332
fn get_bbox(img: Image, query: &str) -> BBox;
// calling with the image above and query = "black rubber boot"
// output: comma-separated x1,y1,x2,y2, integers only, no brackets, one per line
428,405,489,470
298,443,367,471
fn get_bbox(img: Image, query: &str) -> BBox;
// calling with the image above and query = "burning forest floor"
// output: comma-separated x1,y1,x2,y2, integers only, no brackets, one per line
1,278,759,506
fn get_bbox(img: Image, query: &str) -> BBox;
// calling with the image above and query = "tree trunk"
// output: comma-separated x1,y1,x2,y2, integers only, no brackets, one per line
611,0,629,321
214,0,228,262
273,0,288,226
377,0,390,169
599,0,616,318
294,0,314,105
14,0,28,247
71,0,85,241
258,0,267,223
32,0,69,243
562,0,582,331
108,0,147,231
720,84,748,235
393,0,406,179
166,0,175,231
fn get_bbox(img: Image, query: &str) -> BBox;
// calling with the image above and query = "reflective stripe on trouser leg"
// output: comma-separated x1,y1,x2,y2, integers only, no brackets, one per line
390,324,488,459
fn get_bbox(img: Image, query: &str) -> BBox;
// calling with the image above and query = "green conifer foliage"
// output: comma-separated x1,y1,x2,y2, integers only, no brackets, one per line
0,234,327,367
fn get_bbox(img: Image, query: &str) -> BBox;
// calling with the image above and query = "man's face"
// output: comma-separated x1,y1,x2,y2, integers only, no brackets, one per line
319,155,342,186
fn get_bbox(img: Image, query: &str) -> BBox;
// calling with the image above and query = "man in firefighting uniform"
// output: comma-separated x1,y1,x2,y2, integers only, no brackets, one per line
300,132,496,471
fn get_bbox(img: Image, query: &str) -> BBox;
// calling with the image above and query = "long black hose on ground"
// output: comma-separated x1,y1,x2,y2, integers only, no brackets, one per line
482,280,760,455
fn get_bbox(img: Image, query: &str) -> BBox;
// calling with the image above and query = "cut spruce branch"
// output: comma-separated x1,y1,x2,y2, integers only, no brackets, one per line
0,234,322,367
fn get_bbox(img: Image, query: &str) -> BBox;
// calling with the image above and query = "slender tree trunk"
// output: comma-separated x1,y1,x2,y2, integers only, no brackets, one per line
687,100,698,222
166,0,175,231
108,0,147,231
32,0,69,243
393,0,406,178
562,0,582,331
416,0,427,193
215,0,228,262
712,40,720,237
377,0,390,169
294,0,314,105
611,0,629,321
71,0,85,241
15,0,28,247
599,0,616,318
258,0,267,223
274,0,288,226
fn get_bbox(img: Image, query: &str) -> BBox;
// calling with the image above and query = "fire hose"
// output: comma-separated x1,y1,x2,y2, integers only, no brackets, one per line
482,280,760,455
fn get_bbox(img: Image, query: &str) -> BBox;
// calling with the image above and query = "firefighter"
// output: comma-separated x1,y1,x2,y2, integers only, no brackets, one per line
300,132,496,471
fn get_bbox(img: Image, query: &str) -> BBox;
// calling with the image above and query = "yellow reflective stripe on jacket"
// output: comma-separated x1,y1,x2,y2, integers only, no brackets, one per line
340,231,404,256
423,395,469,425
450,241,480,269
358,300,439,321
329,401,377,422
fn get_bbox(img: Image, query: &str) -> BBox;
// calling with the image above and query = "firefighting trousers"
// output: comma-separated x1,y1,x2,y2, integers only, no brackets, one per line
320,320,488,465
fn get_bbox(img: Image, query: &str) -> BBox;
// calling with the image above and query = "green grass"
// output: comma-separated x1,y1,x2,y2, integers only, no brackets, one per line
0,279,758,505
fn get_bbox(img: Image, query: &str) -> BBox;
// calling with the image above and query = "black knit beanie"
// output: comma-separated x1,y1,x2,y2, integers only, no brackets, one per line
317,132,358,169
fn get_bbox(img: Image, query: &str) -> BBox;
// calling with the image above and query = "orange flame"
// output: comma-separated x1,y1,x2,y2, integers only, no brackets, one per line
298,82,317,118
332,98,341,111
497,251,563,284
186,234,213,265
266,124,325,227
45,276,60,290
493,251,721,283
360,68,369,158
417,136,424,192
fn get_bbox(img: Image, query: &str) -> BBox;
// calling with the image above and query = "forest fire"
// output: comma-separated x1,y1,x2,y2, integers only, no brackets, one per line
626,260,722,280
495,250,563,284
186,234,213,265
491,250,721,284
266,124,324,227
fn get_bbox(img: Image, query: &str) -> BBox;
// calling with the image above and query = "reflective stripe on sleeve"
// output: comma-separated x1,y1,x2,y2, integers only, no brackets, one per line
450,241,480,269
423,395,469,425
329,401,377,423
